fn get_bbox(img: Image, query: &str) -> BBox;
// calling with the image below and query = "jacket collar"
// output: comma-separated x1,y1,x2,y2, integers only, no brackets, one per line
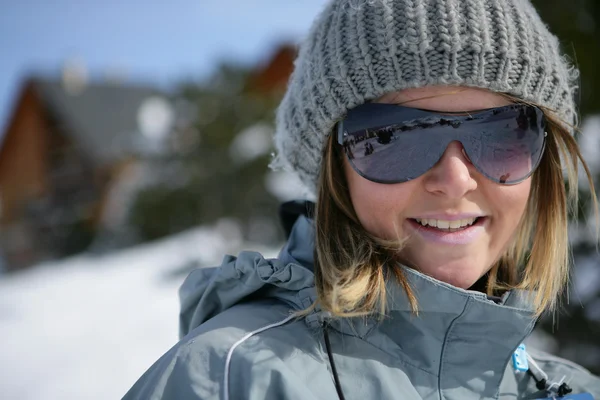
278,211,315,272
280,210,537,398
338,267,536,398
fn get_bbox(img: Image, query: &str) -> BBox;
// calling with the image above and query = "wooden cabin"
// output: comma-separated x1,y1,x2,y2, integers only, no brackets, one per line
0,76,171,272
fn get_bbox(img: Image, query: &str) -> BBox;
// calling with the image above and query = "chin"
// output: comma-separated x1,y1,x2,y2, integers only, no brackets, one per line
418,265,485,290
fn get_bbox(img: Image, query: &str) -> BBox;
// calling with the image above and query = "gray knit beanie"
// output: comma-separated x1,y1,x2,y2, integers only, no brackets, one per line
272,0,579,196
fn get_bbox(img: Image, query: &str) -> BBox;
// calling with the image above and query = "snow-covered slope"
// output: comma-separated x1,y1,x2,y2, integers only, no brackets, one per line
1,115,599,399
0,224,277,400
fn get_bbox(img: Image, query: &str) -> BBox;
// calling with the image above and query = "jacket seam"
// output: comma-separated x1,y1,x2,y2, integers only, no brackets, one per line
223,313,297,400
438,297,471,400
529,352,593,375
329,328,438,377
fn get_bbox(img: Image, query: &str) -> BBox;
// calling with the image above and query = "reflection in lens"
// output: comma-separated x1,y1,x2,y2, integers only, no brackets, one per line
340,103,546,184
343,126,443,183
463,107,545,184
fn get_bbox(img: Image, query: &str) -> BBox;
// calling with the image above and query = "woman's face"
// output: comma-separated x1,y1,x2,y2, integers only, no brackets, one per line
344,86,531,289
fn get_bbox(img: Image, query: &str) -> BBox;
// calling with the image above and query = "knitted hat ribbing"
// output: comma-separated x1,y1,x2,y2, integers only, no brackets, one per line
273,0,579,196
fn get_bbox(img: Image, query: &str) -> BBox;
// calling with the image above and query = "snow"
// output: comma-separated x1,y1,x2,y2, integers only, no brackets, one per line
0,225,278,400
579,115,600,176
0,220,598,399
229,123,274,164
570,115,600,245
1,113,599,399
571,254,600,304
264,170,309,201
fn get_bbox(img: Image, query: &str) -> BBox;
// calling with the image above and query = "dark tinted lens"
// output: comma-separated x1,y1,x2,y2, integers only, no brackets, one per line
461,105,546,184
339,104,447,183
339,103,546,184
341,127,441,183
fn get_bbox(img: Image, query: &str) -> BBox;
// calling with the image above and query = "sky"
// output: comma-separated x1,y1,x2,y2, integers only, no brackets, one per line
0,0,330,136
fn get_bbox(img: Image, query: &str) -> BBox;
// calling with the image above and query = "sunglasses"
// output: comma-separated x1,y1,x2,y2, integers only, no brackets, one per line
336,102,547,185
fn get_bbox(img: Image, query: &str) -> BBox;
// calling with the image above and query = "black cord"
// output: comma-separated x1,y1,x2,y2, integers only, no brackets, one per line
557,382,573,397
323,324,346,400
527,369,572,396
324,327,573,400
527,369,548,391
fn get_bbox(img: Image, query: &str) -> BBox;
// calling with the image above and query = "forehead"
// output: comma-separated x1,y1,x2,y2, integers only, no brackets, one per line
376,86,512,112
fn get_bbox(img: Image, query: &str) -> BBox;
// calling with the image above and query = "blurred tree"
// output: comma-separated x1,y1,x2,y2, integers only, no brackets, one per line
532,0,600,117
128,2,600,373
128,62,284,245
530,0,600,375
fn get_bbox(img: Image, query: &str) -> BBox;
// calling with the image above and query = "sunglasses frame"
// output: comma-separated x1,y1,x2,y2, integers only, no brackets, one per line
336,103,548,185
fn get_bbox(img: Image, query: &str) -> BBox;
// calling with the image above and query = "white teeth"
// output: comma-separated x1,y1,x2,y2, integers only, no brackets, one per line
449,220,462,229
437,220,450,229
415,217,478,229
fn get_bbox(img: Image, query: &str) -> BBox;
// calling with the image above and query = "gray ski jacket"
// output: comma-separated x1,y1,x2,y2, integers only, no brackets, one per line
122,214,600,400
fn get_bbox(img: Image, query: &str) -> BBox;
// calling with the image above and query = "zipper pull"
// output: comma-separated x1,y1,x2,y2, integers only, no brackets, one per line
512,343,529,372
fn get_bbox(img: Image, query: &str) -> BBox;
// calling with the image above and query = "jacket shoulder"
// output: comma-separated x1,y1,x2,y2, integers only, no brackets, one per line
528,348,600,397
213,303,336,400
122,301,328,400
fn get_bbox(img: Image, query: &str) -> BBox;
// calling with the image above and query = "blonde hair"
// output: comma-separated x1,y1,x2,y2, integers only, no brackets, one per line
313,104,598,318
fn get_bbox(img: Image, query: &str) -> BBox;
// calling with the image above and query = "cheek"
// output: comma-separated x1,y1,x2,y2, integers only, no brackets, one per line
507,180,530,213
487,178,531,231
345,163,413,238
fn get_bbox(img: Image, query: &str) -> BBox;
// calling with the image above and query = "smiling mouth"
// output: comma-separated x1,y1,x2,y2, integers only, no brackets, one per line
409,217,485,233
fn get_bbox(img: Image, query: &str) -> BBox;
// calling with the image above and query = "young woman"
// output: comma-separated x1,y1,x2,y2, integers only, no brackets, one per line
123,0,600,399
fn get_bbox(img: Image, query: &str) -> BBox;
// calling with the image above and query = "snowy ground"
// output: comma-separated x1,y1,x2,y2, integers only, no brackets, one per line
0,224,598,400
0,117,599,399
0,224,278,400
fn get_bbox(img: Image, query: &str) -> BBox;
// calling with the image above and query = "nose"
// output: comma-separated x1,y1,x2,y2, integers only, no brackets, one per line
422,141,478,198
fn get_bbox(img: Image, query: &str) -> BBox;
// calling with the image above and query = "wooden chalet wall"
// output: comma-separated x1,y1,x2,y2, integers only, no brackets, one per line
0,82,50,270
